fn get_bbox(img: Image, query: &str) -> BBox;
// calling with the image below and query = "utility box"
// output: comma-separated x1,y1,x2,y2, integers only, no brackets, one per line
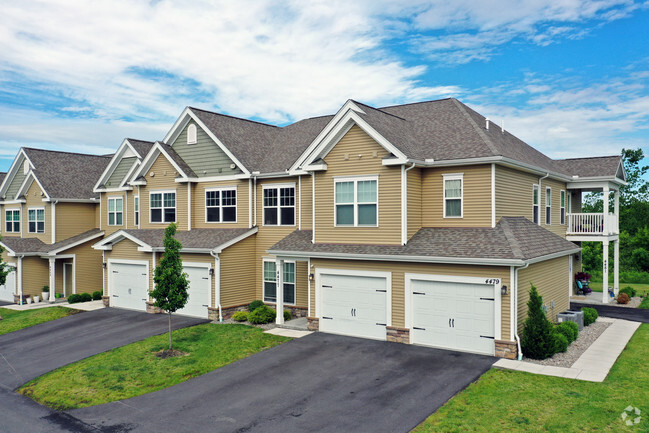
568,310,585,330
558,311,583,331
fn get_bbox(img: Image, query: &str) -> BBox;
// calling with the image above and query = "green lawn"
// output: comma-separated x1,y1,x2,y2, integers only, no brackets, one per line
588,281,649,296
0,306,80,335
18,323,290,410
414,324,649,432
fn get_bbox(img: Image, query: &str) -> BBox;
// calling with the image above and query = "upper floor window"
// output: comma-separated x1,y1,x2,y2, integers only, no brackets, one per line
545,187,552,225
187,124,197,145
206,188,237,223
443,174,463,218
263,185,295,226
134,196,140,226
108,197,123,226
533,184,539,224
28,208,45,233
151,191,176,223
335,177,378,226
560,190,566,225
263,260,295,305
5,209,19,233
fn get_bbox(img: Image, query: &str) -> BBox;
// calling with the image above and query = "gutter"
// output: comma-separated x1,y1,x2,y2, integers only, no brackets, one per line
209,250,222,322
514,262,530,360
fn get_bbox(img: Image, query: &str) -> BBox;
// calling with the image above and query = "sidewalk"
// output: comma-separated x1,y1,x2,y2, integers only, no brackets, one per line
494,317,640,382
1,299,106,312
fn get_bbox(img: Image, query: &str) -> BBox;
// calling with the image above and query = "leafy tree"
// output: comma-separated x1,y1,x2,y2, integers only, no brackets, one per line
151,223,189,351
521,284,557,360
0,238,10,287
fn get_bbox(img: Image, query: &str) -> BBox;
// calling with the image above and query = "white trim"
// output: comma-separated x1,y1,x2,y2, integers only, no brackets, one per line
248,179,253,228
92,230,153,251
307,258,311,317
510,266,515,341
311,172,315,243
298,175,302,230
149,189,177,224
187,183,192,231
51,201,56,243
180,174,251,183
545,186,552,225
0,150,34,198
133,195,140,227
16,172,51,202
47,231,105,255
560,189,566,225
262,258,296,306
27,206,45,234
93,138,147,192
107,196,124,226
130,142,190,184
333,175,379,227
533,184,540,225
443,173,463,218
63,261,74,296
107,258,150,307
204,186,238,224
262,183,296,227
491,163,496,228
401,165,406,244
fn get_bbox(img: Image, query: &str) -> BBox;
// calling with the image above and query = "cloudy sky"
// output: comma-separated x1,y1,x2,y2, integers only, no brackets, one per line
1,0,648,171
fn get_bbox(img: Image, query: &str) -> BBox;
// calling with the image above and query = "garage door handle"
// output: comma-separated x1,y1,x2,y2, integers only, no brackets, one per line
376,323,386,326
413,291,425,295
413,326,425,330
480,297,495,301
112,295,119,297
202,277,209,280
375,289,386,292
142,273,147,276
202,304,208,307
113,271,119,273
322,316,333,320
480,335,495,339
322,285,332,288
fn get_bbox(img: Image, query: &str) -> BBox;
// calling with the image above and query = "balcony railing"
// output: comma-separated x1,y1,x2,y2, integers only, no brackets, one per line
567,213,618,235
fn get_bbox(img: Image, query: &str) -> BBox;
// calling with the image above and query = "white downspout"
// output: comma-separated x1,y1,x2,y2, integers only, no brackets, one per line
17,255,23,305
249,178,253,228
102,250,106,297
298,175,302,230
538,173,549,225
51,200,58,243
514,262,530,360
187,182,192,231
402,163,416,245
137,185,141,228
210,250,222,322
311,171,315,243
253,173,259,226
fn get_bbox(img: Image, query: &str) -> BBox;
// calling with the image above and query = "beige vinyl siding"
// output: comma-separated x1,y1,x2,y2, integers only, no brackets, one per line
56,203,98,241
315,125,401,245
23,181,49,242
542,177,568,237
171,121,242,177
219,235,257,308
310,258,511,339
407,167,422,239
101,193,126,235
140,156,188,229
5,161,26,201
105,238,153,297
21,256,49,298
517,256,570,330
66,240,104,294
299,174,313,230
421,165,491,227
125,190,136,229
105,157,136,188
192,179,250,228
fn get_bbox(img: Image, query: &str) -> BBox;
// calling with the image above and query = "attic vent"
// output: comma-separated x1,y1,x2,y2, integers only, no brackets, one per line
485,117,489,131
23,159,29,175
187,124,197,145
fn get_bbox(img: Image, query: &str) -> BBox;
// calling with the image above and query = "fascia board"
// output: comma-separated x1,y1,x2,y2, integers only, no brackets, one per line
47,231,105,255
0,149,32,197
93,139,132,192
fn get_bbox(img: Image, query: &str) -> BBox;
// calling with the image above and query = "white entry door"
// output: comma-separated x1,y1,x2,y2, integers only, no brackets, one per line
109,261,149,311
409,277,496,355
0,266,16,302
177,264,211,318
318,270,390,340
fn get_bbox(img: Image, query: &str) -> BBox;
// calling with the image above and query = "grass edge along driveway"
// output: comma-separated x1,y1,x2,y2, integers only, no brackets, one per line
0,306,80,335
18,323,290,409
414,323,649,432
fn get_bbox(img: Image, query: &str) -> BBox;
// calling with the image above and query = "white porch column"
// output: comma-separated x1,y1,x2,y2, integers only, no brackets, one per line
602,240,609,303
275,258,284,325
614,239,620,296
49,257,56,303
603,186,609,234
614,189,620,234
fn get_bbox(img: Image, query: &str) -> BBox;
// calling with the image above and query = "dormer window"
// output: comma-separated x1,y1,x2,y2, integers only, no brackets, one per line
187,124,197,145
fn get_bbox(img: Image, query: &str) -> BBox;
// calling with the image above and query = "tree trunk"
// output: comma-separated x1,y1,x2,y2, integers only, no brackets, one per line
168,312,172,350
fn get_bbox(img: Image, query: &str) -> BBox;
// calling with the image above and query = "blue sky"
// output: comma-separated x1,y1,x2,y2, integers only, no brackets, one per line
1,0,648,172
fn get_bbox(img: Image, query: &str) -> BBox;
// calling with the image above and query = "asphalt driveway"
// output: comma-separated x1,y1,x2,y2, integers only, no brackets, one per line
0,307,207,433
69,332,495,433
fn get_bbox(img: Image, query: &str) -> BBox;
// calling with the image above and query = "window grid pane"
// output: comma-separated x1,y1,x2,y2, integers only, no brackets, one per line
446,199,462,217
283,262,295,283
335,182,354,204
164,193,175,207
150,194,162,208
357,180,376,203
445,179,461,198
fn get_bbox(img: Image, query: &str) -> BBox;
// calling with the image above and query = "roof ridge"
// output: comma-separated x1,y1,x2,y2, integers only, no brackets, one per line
378,97,453,110
556,155,620,161
126,138,154,144
22,147,111,159
189,107,279,128
351,100,408,121
498,217,525,259
450,99,500,156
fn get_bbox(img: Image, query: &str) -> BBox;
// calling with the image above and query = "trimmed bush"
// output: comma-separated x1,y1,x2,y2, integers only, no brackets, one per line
232,311,248,322
582,307,598,326
620,286,637,298
284,310,291,321
248,300,264,312
67,294,81,304
42,285,49,293
554,332,569,353
248,305,276,324
617,293,630,304
79,293,92,302
92,291,102,301
556,321,578,343
521,284,557,360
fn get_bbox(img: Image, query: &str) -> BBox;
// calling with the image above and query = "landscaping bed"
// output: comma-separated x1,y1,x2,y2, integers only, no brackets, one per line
0,307,80,335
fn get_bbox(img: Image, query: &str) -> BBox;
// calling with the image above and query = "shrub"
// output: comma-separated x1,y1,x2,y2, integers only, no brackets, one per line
556,321,578,343
248,300,264,312
575,272,592,281
232,311,248,322
79,293,92,302
617,293,630,304
92,291,103,301
582,307,598,326
42,285,49,293
284,310,292,321
554,332,569,353
67,294,81,304
620,286,637,298
521,284,558,360
248,305,276,324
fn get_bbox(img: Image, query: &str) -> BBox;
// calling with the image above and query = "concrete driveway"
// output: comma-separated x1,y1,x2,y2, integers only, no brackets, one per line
69,332,495,433
0,308,207,433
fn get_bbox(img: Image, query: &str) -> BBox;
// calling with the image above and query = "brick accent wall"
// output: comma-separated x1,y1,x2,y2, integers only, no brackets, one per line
102,296,110,307
307,316,319,331
145,301,163,314
495,339,518,359
386,326,410,344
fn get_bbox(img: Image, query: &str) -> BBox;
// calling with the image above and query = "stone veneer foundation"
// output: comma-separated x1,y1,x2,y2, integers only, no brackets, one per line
307,317,319,331
386,326,410,344
495,339,518,359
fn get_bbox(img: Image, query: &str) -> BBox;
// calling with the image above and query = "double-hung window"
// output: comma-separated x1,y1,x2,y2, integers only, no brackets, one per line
263,185,295,226
5,209,20,233
560,190,566,225
335,177,378,226
28,208,45,233
545,187,552,225
150,191,176,223
134,196,139,226
108,197,123,226
263,260,295,304
443,174,463,218
206,188,237,223
533,185,539,224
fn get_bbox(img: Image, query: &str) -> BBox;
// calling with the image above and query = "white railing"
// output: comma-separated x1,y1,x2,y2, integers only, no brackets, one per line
567,213,618,235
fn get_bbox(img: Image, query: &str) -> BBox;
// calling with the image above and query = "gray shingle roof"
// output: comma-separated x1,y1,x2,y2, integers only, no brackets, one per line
120,228,253,250
0,229,103,254
0,172,6,185
554,155,623,178
158,142,197,178
268,217,578,262
23,148,112,200
127,139,154,158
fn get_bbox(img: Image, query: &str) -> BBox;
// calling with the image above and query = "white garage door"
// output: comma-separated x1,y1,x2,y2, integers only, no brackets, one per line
410,278,495,355
177,264,211,318
110,261,149,311
0,266,16,302
319,271,389,340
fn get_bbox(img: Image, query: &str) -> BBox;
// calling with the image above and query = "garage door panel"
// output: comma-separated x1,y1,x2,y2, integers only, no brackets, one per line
177,265,210,318
111,262,148,312
0,268,16,302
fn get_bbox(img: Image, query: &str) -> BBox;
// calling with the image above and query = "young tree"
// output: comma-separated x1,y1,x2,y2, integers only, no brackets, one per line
151,223,189,351
521,284,557,360
0,238,11,287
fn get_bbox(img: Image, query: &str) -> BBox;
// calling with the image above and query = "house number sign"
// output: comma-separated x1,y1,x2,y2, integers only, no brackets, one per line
485,279,500,284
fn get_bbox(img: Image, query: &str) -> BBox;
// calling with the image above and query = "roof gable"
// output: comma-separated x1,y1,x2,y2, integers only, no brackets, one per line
94,138,154,192
130,141,198,184
0,150,32,201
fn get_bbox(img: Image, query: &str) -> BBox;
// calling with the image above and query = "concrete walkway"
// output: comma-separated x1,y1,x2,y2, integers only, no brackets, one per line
494,317,641,382
265,327,312,338
1,299,105,311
